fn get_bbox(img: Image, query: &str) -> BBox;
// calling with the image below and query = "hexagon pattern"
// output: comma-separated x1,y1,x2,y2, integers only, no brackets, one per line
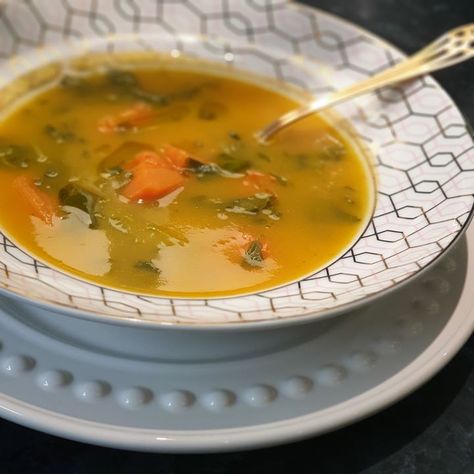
0,0,472,324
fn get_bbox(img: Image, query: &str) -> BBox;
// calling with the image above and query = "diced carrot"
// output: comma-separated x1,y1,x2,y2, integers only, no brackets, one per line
242,170,277,193
119,145,193,201
158,144,190,170
120,167,185,202
123,145,191,173
98,102,154,134
123,150,164,171
13,175,57,226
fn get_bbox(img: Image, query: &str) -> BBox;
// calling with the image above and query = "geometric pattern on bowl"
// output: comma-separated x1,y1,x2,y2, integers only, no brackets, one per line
0,0,472,325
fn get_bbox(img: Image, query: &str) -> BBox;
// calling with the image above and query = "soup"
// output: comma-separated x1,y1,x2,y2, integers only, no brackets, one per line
0,57,373,297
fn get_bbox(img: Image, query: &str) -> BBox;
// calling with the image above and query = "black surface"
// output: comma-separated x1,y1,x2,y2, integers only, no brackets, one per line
1,1,474,473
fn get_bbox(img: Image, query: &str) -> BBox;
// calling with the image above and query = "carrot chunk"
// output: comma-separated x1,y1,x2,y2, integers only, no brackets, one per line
120,145,192,201
121,167,185,202
123,145,191,172
123,150,164,171
13,175,57,225
158,144,190,170
98,102,154,134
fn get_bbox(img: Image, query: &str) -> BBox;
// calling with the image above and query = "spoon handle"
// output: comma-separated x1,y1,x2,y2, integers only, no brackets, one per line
256,24,474,143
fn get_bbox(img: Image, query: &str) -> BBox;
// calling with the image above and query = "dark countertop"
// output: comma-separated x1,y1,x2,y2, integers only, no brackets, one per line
1,1,474,473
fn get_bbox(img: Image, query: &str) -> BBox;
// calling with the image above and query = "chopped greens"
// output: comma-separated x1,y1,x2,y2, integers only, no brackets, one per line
316,135,346,161
333,208,361,223
271,173,288,185
44,124,78,144
291,135,346,170
243,240,265,268
107,69,168,106
0,144,32,169
225,193,276,216
217,153,250,173
185,158,243,179
228,131,241,141
104,166,123,177
60,75,90,92
134,260,161,274
185,158,221,176
59,183,99,228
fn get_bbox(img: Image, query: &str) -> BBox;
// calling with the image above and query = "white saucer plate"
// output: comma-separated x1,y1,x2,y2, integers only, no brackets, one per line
0,223,472,452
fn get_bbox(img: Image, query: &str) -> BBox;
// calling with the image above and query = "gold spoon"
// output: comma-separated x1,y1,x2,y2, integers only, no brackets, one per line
256,24,474,143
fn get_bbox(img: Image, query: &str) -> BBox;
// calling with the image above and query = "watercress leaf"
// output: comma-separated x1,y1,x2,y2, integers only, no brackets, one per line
225,193,275,215
243,240,264,267
107,69,169,106
333,208,361,223
217,153,251,173
44,124,77,144
316,135,346,161
59,183,99,228
185,158,221,176
271,173,288,185
0,144,31,168
60,75,90,91
130,87,169,106
107,69,139,88
134,260,161,274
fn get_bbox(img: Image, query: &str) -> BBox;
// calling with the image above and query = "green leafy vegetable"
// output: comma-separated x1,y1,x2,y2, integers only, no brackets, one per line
107,69,168,105
291,135,346,170
257,152,271,162
0,144,31,168
243,240,265,268
271,173,288,185
217,153,250,173
60,75,90,91
228,131,241,141
134,260,161,274
105,166,124,177
59,183,99,228
185,158,221,176
130,87,169,105
310,200,361,225
225,193,276,216
44,124,77,144
107,70,137,88
333,208,361,223
316,135,346,161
